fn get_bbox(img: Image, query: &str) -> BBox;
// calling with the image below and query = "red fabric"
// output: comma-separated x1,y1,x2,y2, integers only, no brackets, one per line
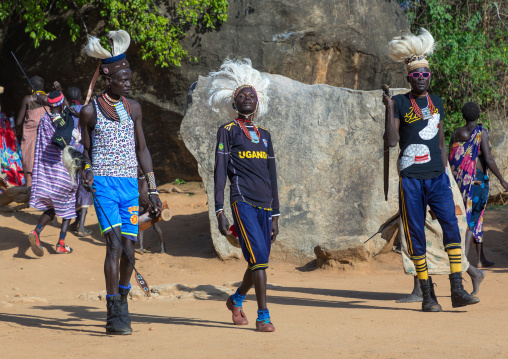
229,224,238,239
48,93,64,104
0,113,25,186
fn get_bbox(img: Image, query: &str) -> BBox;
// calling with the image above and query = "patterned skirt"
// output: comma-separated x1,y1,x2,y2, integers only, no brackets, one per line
29,115,77,219
468,168,489,243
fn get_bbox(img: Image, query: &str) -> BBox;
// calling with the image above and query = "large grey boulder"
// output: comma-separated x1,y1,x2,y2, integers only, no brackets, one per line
486,121,508,198
181,73,406,263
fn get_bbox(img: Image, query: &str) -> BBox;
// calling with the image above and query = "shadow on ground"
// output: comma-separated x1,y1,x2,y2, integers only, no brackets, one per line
0,304,252,335
136,212,216,259
0,226,56,258
2,207,216,260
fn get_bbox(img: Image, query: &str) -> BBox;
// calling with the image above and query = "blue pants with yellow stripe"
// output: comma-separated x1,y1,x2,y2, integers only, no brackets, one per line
399,172,461,259
231,201,272,271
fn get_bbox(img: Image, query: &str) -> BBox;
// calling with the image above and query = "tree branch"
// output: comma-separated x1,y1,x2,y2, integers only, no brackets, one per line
71,0,89,36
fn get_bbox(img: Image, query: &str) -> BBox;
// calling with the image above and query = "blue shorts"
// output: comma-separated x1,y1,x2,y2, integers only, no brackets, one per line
231,201,272,271
399,172,461,259
93,176,139,241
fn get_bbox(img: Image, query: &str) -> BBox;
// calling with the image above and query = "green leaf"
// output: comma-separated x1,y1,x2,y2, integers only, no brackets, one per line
398,0,508,141
8,0,228,68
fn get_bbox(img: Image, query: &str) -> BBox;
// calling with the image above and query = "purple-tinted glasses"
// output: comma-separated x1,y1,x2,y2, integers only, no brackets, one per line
408,72,431,78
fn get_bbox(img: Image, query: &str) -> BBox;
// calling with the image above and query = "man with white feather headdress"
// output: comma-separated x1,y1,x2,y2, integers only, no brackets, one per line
383,28,479,312
79,30,161,335
211,59,279,332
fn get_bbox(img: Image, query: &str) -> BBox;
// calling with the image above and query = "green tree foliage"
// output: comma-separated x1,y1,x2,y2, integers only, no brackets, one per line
398,0,508,140
0,0,228,67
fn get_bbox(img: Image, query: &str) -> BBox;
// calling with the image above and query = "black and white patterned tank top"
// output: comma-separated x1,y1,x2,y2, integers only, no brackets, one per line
91,98,138,178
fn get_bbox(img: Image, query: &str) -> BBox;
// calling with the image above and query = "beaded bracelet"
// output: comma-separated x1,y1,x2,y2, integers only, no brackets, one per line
84,163,92,174
147,171,157,190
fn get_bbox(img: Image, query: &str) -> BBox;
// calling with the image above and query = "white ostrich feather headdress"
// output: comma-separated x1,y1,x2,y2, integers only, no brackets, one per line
387,28,436,72
208,59,270,119
82,30,131,105
84,30,131,59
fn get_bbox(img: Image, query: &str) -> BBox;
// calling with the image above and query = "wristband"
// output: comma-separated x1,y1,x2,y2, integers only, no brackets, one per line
216,210,223,219
84,163,91,171
147,171,157,190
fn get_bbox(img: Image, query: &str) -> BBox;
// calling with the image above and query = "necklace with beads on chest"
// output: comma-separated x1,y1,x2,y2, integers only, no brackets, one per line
410,93,436,120
97,92,131,122
235,118,261,143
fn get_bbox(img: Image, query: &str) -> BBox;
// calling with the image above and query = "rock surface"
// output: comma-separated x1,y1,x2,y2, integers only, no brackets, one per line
9,296,48,304
315,238,371,266
181,73,407,263
486,120,508,198
0,0,409,181
78,283,233,301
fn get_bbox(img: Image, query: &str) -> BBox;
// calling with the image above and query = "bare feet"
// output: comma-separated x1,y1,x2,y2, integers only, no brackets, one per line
467,265,485,296
476,243,495,268
396,293,423,303
478,259,495,268
76,227,92,237
396,276,422,303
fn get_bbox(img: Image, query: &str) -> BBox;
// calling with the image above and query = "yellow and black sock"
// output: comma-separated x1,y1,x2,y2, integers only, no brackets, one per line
412,257,428,280
447,248,462,274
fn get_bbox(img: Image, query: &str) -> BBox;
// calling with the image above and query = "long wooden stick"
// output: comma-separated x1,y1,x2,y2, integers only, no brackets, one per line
382,84,391,201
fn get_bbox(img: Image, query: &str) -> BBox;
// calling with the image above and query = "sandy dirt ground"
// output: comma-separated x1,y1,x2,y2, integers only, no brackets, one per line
1,182,508,358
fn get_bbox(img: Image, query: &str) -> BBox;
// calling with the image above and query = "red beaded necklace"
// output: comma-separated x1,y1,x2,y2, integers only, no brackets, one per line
235,118,260,141
410,93,436,119
97,93,131,121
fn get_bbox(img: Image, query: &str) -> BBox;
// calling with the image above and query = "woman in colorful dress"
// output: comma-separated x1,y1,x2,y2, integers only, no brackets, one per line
0,90,25,188
449,102,508,267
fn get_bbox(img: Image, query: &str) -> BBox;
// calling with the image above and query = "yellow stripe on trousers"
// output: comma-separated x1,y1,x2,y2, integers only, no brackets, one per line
232,203,256,263
250,264,268,270
399,179,414,255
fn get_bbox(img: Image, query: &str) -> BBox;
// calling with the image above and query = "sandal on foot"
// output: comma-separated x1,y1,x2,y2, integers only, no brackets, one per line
226,296,248,325
256,319,275,332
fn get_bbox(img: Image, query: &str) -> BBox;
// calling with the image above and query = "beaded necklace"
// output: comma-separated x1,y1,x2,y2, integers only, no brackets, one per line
235,118,261,142
103,91,120,104
410,93,436,119
97,93,131,122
